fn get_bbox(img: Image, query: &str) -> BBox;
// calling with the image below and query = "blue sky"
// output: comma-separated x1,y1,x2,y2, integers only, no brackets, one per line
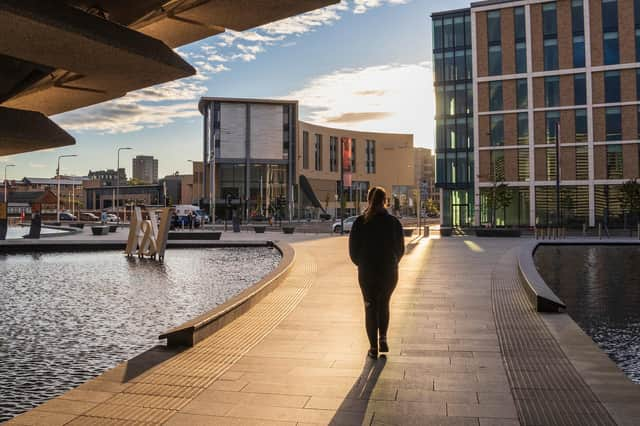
3,0,470,180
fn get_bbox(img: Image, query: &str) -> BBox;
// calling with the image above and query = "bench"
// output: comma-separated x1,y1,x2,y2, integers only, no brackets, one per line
108,225,118,233
282,226,295,234
254,226,266,233
91,226,109,235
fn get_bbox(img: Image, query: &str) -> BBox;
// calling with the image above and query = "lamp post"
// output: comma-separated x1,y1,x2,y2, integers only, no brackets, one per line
57,154,77,222
4,164,15,203
115,147,132,222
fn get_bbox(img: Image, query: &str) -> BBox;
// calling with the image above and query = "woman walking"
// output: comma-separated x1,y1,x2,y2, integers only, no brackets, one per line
349,186,405,359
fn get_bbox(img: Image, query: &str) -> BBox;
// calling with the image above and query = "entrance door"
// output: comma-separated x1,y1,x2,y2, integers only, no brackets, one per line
452,204,468,227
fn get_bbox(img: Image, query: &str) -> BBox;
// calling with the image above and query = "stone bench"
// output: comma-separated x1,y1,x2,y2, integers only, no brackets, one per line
282,226,295,234
91,226,109,236
108,225,118,232
254,226,266,233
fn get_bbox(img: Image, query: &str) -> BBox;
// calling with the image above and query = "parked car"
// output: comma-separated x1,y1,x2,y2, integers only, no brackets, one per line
106,213,119,223
81,212,100,221
59,212,77,221
195,209,210,224
332,216,358,233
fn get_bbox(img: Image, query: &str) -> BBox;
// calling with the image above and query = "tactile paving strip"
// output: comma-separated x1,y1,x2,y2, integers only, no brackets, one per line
66,251,318,425
491,248,616,426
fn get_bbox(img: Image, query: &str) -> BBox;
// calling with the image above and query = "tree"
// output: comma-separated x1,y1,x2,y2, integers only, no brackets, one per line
485,182,513,227
127,178,145,186
619,178,640,227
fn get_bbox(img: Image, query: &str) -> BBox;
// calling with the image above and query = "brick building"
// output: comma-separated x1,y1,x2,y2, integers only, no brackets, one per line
433,0,640,227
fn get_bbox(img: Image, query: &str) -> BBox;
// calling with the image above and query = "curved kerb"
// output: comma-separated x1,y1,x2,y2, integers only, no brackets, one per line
159,240,295,347
517,241,566,312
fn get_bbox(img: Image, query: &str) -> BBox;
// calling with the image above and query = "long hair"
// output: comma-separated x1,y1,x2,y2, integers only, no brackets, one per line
364,186,387,222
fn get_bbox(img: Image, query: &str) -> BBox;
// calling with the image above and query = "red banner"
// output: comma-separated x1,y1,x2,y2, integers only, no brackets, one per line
341,137,352,188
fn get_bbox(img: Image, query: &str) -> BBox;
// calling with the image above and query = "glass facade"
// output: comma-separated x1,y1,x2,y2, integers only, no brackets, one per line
433,9,473,227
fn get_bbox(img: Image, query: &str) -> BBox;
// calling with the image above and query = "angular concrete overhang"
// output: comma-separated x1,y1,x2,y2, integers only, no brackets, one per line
0,0,337,155
0,0,196,117
0,107,75,156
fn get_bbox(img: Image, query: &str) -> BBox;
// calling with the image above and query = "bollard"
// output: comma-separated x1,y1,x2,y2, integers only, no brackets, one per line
583,223,587,237
598,223,602,240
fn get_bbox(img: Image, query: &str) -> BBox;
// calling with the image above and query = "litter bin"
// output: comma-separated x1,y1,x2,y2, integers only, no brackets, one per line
232,216,241,233
423,225,430,237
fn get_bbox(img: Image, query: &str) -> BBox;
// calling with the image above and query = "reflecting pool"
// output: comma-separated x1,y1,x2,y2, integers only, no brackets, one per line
534,245,640,384
0,247,280,421
5,226,69,239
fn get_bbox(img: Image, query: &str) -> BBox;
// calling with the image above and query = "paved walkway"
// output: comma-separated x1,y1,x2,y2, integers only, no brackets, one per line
7,235,639,425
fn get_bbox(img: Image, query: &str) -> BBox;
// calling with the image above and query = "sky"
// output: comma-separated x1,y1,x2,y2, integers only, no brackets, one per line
2,0,471,180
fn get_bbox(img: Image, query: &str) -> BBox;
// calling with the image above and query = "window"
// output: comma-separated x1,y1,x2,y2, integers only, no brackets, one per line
545,77,560,107
491,150,505,181
576,146,588,180
365,140,376,174
575,109,587,142
607,144,623,179
465,15,472,46
518,149,529,181
351,139,356,172
466,49,473,79
605,107,622,141
314,134,322,171
433,17,443,50
489,45,502,76
546,148,557,180
446,85,455,115
434,54,444,82
604,71,621,103
455,50,465,80
573,36,585,68
516,42,527,73
574,74,587,105
467,83,474,114
602,0,618,32
604,32,619,65
488,11,501,44
572,0,584,34
490,115,504,146
544,39,559,70
517,79,528,109
489,81,503,111
637,70,640,100
454,16,465,48
443,17,453,48
456,118,468,149
456,83,467,115
302,131,309,169
329,136,338,172
546,111,560,144
543,3,558,37
518,112,529,145
514,7,526,41
637,29,640,62
445,51,455,81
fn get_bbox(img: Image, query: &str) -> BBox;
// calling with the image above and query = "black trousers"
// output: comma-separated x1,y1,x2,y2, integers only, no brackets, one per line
358,268,398,349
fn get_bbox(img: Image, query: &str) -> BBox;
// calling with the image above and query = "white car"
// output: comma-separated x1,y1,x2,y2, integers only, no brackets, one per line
332,216,358,233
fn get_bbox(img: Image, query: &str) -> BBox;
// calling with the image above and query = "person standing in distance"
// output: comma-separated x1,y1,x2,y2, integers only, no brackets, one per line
349,186,405,359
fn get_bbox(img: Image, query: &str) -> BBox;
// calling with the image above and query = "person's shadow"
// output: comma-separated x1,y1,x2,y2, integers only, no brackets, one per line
329,355,387,425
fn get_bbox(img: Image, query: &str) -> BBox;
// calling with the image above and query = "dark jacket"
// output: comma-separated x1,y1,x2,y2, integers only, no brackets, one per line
348,211,405,271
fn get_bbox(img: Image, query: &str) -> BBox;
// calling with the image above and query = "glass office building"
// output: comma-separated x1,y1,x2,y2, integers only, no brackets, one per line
432,9,474,227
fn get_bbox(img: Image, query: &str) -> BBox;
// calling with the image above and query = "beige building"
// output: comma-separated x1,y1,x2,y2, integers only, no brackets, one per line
194,97,415,219
298,122,415,217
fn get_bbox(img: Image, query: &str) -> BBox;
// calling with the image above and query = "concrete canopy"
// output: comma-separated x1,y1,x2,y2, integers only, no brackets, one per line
0,0,337,155
0,107,75,156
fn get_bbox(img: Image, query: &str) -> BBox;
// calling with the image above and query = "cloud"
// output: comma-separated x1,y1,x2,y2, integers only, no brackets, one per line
286,61,433,148
53,0,414,135
326,112,392,123
28,162,47,169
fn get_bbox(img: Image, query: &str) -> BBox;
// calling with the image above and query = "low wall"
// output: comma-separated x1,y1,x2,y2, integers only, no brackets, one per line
159,241,295,347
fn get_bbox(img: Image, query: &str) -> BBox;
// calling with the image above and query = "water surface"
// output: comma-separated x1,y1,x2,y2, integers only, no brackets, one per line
0,248,280,421
534,245,640,384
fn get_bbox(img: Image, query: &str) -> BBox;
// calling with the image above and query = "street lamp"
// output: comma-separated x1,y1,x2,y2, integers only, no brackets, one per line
57,154,77,221
115,147,132,221
4,164,15,203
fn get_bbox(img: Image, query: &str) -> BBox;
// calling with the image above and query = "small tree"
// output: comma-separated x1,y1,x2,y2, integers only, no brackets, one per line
486,182,513,227
619,178,640,227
